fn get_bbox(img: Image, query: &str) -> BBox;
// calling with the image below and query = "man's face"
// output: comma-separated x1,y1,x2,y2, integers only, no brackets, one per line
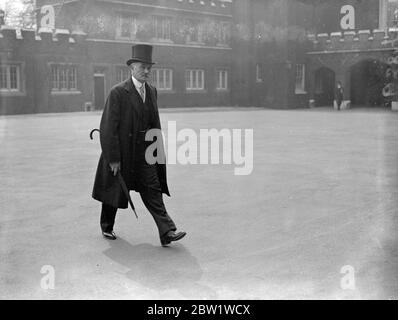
130,62,152,83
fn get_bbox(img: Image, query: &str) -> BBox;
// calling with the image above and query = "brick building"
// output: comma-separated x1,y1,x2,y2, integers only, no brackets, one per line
1,0,236,115
1,0,398,115
303,0,398,109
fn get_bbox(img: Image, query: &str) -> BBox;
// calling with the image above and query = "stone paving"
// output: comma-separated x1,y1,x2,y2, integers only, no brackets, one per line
0,107,397,299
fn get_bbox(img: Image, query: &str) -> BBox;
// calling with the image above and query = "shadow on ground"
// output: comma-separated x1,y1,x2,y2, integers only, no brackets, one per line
102,238,217,298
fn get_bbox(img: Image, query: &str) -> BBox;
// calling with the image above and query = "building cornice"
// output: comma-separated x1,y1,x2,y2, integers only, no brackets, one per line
307,47,395,55
94,0,233,18
86,37,232,50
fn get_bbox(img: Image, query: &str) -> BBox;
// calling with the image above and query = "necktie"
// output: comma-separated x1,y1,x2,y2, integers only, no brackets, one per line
139,85,145,102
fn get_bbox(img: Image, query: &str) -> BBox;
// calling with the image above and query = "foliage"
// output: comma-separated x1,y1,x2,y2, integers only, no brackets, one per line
3,0,36,29
384,49,398,104
234,23,251,42
73,13,114,38
173,19,189,43
135,17,153,41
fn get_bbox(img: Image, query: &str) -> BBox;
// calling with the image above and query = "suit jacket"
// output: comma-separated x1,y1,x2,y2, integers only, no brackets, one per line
92,78,170,209
335,87,344,101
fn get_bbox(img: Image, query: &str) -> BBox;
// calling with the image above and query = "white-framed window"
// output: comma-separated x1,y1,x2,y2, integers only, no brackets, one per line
0,64,21,92
218,21,231,45
387,0,398,28
216,69,228,90
116,66,130,84
256,63,263,82
51,64,78,91
186,69,205,90
59,68,67,89
116,12,138,39
152,68,173,90
152,15,172,40
185,18,203,43
295,64,306,94
68,67,77,90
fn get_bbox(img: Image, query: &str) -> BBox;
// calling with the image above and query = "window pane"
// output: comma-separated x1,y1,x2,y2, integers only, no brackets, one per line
186,19,199,42
69,67,77,89
153,69,158,87
51,65,58,89
68,67,72,89
295,64,305,92
60,68,67,89
170,70,173,89
217,70,227,89
219,22,230,44
165,70,170,89
198,70,203,89
132,16,137,36
0,66,7,89
121,15,131,38
152,69,158,86
152,16,158,38
122,68,128,81
164,19,171,39
257,64,262,81
118,69,123,83
186,70,191,89
59,68,63,88
153,16,171,40
117,67,129,83
50,64,79,91
159,69,164,89
9,66,18,89
192,70,197,88
198,24,204,42
159,18,163,38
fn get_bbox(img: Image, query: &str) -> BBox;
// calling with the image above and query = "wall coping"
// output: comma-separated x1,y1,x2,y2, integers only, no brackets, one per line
307,29,398,52
0,27,87,44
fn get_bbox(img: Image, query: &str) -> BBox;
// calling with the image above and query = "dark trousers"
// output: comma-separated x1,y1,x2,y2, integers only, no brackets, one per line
336,98,342,110
100,140,176,238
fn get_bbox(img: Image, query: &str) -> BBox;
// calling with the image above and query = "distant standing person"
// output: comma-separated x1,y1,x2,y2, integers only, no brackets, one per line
92,44,186,246
335,81,344,111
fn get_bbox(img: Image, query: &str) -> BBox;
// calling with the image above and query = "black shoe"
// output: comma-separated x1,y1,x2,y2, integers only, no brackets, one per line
102,231,117,240
160,231,186,247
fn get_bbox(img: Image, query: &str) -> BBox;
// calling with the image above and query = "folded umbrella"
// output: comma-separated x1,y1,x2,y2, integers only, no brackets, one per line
90,128,138,219
116,171,138,219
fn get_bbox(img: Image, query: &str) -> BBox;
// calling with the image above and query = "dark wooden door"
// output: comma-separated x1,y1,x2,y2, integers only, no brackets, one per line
94,75,105,110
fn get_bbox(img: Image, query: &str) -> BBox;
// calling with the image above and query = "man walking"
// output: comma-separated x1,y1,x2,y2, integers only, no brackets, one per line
335,81,344,111
92,44,186,247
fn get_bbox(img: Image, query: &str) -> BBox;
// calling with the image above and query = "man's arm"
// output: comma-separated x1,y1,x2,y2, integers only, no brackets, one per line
99,88,122,174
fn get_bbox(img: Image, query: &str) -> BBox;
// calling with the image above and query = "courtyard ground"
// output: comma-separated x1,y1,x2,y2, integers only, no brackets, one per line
0,107,397,299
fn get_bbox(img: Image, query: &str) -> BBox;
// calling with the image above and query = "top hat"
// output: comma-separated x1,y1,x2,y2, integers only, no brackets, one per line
126,44,156,66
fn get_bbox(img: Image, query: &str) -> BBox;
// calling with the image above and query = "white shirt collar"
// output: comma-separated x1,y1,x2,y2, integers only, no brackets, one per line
131,75,145,89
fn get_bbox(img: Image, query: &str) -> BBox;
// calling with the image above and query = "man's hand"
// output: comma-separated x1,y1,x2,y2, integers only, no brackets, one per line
109,162,121,176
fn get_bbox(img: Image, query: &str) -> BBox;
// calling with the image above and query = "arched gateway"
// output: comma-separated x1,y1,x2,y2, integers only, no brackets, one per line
306,28,394,109
314,67,336,107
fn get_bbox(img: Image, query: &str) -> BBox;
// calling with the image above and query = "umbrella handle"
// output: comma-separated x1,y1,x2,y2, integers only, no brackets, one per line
90,128,100,140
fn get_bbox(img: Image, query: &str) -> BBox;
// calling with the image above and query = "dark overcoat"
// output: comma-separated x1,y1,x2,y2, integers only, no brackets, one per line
92,78,170,209
335,86,344,106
